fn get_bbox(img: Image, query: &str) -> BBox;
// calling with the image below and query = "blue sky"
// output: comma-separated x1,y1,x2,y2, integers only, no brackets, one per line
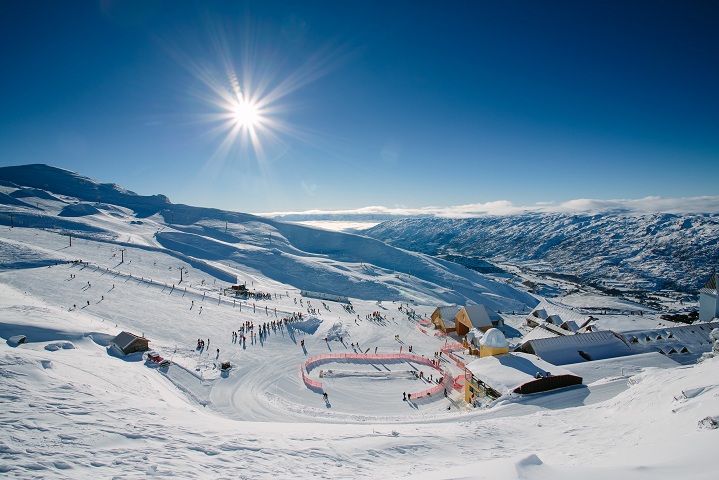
0,1,717,214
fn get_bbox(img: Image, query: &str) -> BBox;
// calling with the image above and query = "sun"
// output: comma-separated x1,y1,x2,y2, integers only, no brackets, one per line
168,19,347,168
232,98,260,128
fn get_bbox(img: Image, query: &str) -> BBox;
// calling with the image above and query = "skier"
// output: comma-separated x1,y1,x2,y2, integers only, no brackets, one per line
403,392,406,401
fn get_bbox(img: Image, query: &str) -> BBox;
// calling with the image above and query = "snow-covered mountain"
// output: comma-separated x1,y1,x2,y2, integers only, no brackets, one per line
0,164,534,310
2,164,719,479
364,214,719,291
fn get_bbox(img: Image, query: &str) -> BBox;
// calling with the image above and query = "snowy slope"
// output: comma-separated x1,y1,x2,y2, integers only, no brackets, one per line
1,164,719,479
1,266,718,478
364,214,719,291
0,165,536,310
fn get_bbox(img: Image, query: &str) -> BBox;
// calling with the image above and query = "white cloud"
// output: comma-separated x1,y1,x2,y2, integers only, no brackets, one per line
259,195,719,219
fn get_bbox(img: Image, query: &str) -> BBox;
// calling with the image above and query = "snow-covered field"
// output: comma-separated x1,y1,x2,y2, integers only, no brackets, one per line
1,167,718,478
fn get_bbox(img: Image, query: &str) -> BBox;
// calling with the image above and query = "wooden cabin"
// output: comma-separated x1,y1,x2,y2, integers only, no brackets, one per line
110,331,150,355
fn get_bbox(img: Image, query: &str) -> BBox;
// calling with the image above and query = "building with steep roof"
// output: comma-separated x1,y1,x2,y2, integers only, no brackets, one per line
110,331,150,355
431,305,460,333
699,271,719,322
455,304,503,336
525,299,594,332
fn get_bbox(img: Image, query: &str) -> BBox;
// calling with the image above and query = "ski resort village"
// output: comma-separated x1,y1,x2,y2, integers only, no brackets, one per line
0,165,717,478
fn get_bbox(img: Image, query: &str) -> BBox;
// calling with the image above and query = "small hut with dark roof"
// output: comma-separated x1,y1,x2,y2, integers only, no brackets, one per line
110,331,150,355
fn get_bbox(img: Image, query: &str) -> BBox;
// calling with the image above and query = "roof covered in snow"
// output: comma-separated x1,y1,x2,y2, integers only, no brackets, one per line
465,352,579,395
458,304,495,329
442,317,456,329
526,298,593,329
521,325,561,343
111,331,148,352
620,321,719,364
433,305,460,328
466,328,484,344
564,352,681,384
517,330,632,365
466,303,501,321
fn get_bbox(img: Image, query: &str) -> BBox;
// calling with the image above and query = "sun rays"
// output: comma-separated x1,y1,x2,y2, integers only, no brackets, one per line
165,18,348,175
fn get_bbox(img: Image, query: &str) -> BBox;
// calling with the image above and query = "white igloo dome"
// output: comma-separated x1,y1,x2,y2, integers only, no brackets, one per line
479,328,508,349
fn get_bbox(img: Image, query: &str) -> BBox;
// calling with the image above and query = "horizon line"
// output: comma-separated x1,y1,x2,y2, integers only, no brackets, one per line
256,195,719,219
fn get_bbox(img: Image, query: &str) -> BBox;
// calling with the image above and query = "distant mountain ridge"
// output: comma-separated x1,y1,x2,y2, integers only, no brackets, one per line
364,214,719,292
0,164,536,309
0,164,171,217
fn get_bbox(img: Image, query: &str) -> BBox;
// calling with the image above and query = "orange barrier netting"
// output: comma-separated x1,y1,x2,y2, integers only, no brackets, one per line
441,344,466,369
412,373,452,400
301,353,450,399
300,366,323,392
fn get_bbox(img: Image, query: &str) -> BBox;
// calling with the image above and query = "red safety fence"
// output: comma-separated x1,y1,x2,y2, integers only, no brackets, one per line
304,352,439,372
444,352,464,369
412,373,452,400
301,353,448,399
440,343,466,369
300,366,323,392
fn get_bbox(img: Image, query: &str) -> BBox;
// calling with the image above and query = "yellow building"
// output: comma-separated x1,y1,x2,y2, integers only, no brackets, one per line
430,305,460,333
479,328,509,357
455,304,502,336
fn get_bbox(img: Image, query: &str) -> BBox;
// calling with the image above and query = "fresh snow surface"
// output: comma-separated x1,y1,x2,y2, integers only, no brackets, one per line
0,172,718,478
